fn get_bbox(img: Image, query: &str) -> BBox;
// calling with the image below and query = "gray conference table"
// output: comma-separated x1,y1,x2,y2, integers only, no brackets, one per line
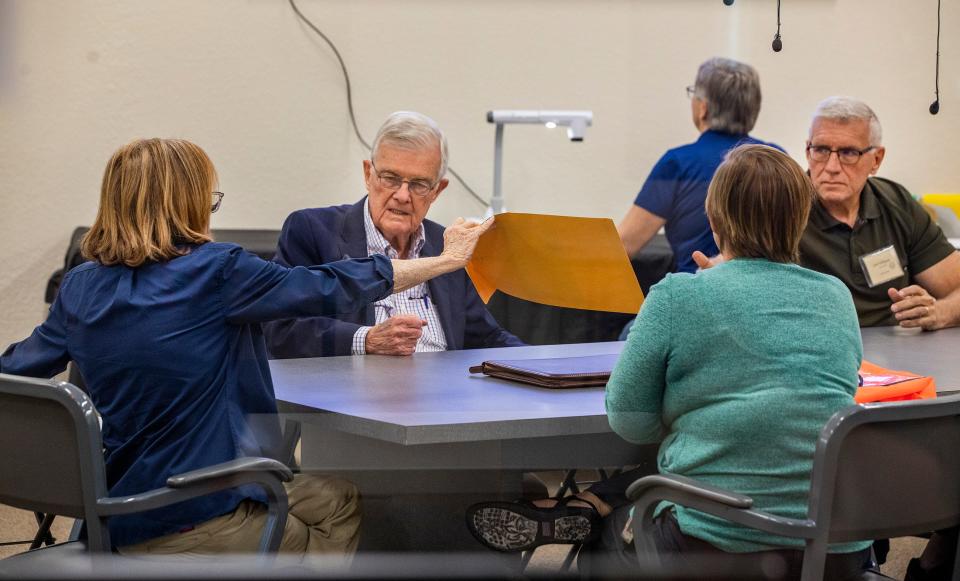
271,326,960,551
271,341,652,552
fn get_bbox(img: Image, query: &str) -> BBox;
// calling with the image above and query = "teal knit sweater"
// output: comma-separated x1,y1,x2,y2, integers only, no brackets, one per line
606,259,871,554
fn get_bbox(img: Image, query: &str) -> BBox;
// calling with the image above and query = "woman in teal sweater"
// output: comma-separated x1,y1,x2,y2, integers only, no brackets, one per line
467,145,871,579
604,144,871,577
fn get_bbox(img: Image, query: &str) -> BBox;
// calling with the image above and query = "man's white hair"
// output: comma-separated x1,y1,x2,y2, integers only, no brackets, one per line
371,111,448,180
811,96,883,146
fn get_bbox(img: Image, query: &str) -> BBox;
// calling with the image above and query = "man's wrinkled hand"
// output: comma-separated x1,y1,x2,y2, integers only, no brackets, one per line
441,217,495,267
365,315,426,356
889,285,942,331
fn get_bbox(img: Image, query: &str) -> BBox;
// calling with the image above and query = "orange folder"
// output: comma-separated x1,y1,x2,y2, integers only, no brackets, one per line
466,213,644,314
855,360,937,403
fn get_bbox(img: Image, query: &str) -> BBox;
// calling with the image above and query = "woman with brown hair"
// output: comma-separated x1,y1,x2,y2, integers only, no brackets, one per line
603,143,871,577
470,145,872,580
1,138,490,556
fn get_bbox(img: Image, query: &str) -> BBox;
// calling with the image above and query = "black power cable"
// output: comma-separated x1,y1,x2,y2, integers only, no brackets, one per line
930,0,942,115
288,0,488,207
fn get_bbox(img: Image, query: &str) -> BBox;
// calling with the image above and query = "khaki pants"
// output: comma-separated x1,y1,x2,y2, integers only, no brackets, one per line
118,474,361,560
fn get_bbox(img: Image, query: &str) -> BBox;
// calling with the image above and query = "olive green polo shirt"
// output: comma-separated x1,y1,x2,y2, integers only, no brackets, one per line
798,177,955,327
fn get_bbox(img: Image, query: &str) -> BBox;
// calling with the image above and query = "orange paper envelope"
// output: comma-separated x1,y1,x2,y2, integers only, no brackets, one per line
465,213,644,314
855,360,937,403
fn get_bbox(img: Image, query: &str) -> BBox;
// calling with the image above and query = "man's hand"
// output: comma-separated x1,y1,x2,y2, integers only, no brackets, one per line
365,315,426,356
692,251,725,271
441,217,495,267
391,217,494,293
889,286,943,331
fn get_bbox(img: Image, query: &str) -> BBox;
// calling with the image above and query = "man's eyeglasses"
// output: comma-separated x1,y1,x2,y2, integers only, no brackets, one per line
370,162,437,197
685,85,698,99
211,191,224,213
806,145,876,166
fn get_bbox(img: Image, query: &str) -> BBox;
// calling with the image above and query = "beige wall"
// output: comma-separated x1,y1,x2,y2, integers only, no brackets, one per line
1,0,958,349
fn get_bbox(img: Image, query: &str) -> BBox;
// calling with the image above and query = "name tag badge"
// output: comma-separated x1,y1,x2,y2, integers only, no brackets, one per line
859,245,905,288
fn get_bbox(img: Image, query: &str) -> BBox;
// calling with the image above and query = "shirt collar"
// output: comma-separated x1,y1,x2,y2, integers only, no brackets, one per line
809,179,881,231
363,198,426,259
859,179,881,220
698,129,748,142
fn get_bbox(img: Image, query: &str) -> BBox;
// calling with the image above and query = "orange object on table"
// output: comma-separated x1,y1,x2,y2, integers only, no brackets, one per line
855,360,937,403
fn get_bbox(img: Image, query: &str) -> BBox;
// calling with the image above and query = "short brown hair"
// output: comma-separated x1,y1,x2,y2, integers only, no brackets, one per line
706,144,814,263
81,138,216,267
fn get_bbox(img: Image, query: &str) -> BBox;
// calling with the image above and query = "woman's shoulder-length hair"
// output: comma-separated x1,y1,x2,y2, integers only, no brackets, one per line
706,144,815,264
81,138,216,268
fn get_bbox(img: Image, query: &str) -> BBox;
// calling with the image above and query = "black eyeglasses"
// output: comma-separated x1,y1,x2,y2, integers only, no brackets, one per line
370,162,438,197
806,145,876,166
211,191,224,213
685,85,698,99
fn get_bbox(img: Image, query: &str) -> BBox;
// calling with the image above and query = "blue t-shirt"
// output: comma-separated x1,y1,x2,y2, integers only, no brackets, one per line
634,130,782,273
0,243,393,547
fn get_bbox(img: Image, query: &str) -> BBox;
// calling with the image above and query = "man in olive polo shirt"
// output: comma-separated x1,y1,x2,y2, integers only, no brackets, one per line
798,96,960,330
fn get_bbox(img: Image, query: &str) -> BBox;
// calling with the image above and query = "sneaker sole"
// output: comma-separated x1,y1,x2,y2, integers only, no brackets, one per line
555,514,592,542
470,507,538,551
468,506,594,552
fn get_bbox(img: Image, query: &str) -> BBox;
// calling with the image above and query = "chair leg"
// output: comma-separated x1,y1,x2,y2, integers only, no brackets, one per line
30,512,57,549
280,419,301,471
800,538,829,581
0,512,59,549
519,549,534,571
555,469,581,497
560,467,627,498
68,518,84,542
951,527,960,581
560,544,581,571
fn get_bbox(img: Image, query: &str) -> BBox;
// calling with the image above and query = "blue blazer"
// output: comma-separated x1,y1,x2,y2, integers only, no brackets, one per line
264,198,523,358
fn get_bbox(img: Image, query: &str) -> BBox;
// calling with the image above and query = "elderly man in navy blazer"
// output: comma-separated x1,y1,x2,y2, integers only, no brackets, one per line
265,111,522,358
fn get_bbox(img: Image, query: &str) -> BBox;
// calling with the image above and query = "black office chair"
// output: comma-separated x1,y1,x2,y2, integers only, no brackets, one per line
627,395,960,581
0,373,293,560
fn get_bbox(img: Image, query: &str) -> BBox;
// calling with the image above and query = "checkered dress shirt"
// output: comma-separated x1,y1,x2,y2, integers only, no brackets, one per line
351,200,448,355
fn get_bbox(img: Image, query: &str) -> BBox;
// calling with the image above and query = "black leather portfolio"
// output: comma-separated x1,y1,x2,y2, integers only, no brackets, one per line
468,353,619,388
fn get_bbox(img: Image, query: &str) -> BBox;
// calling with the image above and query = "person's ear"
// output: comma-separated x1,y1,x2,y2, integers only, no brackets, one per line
431,178,450,200
363,159,373,186
696,99,710,130
869,146,886,175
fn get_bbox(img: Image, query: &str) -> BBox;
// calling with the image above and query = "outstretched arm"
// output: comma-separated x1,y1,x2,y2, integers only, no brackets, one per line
392,217,493,291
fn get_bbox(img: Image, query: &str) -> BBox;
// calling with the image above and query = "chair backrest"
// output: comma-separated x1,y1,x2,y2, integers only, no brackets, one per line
0,374,108,522
807,394,960,543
